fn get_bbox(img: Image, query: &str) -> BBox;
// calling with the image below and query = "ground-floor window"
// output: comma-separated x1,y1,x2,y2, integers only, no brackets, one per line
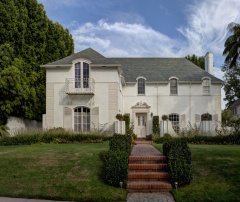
74,107,90,132
169,113,179,134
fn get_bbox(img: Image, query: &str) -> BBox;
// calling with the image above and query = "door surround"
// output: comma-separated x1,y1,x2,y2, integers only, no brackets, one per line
131,101,151,137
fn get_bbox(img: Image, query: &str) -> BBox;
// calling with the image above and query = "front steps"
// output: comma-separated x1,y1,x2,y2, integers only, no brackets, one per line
127,149,172,192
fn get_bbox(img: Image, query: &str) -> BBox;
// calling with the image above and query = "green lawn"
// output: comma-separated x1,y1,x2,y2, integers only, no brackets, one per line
154,144,240,202
0,143,127,202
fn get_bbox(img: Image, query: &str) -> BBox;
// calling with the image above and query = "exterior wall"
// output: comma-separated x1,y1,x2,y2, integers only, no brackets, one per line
7,116,42,136
44,63,122,133
123,81,222,136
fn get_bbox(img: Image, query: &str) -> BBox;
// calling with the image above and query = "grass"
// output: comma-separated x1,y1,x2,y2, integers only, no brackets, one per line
154,144,240,202
0,143,127,202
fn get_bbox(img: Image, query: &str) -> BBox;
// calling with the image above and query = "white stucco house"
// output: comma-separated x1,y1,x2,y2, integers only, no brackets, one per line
41,48,223,137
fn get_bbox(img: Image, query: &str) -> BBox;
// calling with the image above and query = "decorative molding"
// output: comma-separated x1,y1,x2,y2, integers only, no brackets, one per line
131,101,150,109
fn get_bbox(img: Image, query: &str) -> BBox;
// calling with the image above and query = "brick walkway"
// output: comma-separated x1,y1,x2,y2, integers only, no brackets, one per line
127,141,175,202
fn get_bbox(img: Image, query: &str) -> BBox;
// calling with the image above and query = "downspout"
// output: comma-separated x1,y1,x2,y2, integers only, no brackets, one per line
157,82,159,116
189,81,192,123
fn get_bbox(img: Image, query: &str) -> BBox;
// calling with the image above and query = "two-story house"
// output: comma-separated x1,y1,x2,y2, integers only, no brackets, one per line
41,48,223,136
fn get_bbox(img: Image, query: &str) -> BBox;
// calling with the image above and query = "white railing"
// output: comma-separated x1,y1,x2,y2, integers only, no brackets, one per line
65,78,95,94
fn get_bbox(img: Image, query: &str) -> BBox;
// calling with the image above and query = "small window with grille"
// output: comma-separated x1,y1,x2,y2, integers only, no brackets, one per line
170,78,178,95
202,78,210,94
138,78,145,95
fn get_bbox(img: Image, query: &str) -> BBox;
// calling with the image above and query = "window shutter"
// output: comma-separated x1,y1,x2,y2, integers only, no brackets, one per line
195,114,201,122
92,107,99,127
180,114,185,122
63,107,72,130
214,114,218,121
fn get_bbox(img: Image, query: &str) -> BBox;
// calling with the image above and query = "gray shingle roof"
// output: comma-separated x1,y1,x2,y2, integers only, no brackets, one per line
42,48,223,83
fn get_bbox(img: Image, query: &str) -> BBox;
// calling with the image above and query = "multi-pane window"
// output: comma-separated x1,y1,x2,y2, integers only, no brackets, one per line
202,78,210,94
138,78,145,95
201,113,212,121
170,79,178,95
169,113,179,133
75,62,90,88
83,62,89,88
74,107,90,132
75,62,81,88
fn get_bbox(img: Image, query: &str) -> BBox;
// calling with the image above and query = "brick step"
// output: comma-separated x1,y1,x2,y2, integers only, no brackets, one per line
129,155,167,164
128,163,167,171
134,140,152,145
128,171,169,181
127,181,172,192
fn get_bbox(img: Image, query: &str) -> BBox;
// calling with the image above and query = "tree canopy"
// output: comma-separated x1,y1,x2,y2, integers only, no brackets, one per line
222,22,240,108
223,22,240,68
185,54,205,69
0,0,74,124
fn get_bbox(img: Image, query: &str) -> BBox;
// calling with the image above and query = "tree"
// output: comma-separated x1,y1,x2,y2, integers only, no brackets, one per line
185,54,205,69
222,22,240,107
0,0,74,123
223,22,240,68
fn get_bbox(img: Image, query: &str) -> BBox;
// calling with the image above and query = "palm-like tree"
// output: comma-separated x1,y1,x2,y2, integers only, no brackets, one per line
223,22,240,68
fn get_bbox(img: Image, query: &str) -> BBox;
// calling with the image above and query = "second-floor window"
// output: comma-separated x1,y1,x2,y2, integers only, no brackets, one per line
170,78,178,95
202,78,210,94
138,78,145,95
75,62,89,88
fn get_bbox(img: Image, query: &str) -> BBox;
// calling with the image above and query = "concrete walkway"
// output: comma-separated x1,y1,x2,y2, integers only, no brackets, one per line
0,197,72,202
127,141,175,202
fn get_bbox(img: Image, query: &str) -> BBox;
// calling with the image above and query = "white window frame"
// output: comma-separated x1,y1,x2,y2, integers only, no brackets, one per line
74,107,91,132
137,77,146,95
170,78,178,95
169,113,179,133
202,77,211,95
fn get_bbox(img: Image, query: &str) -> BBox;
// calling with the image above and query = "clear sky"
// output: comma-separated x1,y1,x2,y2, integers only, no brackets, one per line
38,0,240,108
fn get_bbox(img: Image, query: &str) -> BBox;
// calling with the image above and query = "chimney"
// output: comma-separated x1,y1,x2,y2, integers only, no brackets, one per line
205,52,213,75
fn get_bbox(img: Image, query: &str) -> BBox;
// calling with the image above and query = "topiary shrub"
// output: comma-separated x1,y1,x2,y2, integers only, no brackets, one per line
123,114,130,134
109,134,132,154
100,150,129,188
152,116,160,135
163,139,193,186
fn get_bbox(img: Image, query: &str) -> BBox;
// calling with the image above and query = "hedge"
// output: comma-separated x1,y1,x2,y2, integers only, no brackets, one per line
163,139,193,186
100,134,132,188
0,133,112,146
154,132,240,145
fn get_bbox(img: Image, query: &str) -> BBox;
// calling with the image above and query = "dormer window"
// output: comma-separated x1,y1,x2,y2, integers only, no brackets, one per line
170,78,178,95
138,78,145,95
202,78,210,94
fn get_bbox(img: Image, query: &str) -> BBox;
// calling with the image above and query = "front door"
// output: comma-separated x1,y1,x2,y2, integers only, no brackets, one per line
136,113,147,138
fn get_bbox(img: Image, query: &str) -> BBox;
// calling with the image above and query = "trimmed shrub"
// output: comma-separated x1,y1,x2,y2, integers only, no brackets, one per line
123,114,130,134
100,150,129,188
152,116,160,135
109,134,131,154
163,139,193,186
154,133,240,145
0,132,112,146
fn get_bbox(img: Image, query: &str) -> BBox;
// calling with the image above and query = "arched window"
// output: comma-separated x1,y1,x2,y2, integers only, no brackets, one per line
202,78,210,94
138,78,145,95
170,78,178,95
169,113,179,133
74,107,90,132
201,113,212,121
75,62,90,88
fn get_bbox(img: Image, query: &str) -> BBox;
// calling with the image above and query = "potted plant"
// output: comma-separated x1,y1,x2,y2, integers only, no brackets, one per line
116,114,124,121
